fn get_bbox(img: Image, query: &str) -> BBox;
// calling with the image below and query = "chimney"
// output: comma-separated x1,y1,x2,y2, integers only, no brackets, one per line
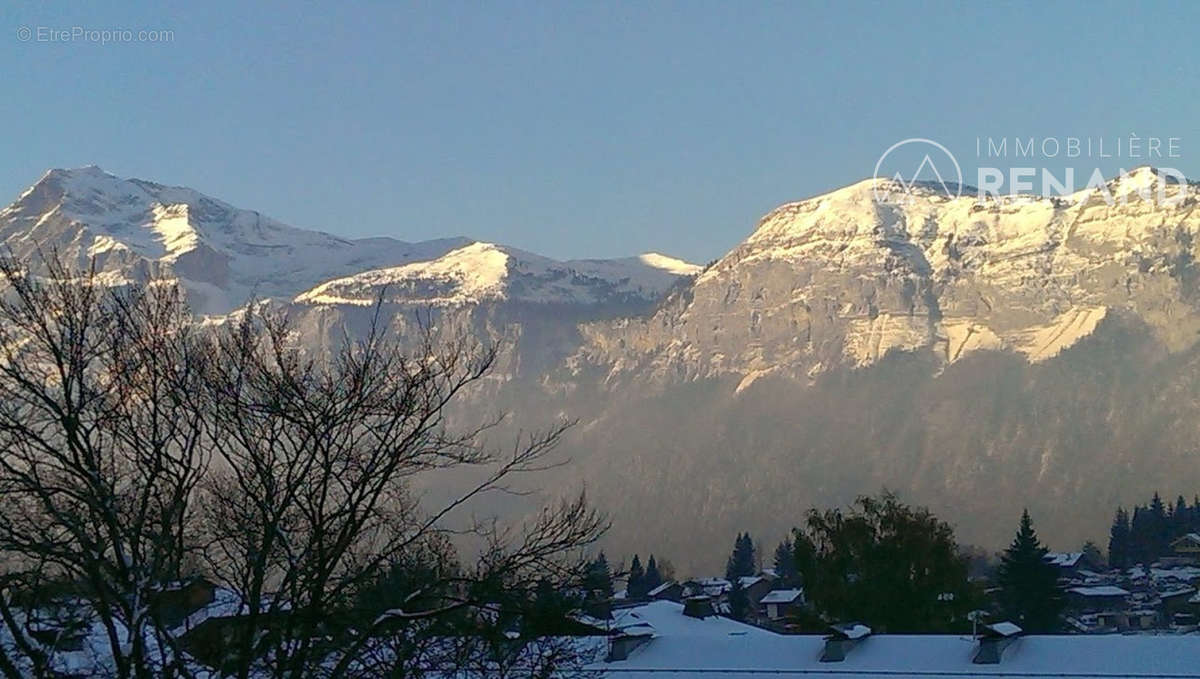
607,626,654,662
682,595,716,619
820,622,872,662
973,621,1022,664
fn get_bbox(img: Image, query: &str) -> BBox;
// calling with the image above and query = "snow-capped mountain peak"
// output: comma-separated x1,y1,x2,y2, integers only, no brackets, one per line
294,241,698,307
1,168,699,316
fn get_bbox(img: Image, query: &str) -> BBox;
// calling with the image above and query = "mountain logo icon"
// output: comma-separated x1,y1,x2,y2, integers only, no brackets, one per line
872,138,963,204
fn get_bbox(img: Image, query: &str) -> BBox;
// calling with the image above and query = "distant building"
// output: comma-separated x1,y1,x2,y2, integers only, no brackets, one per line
681,577,731,601
647,580,683,602
1169,533,1200,563
759,588,806,621
1044,551,1101,577
1066,585,1130,611
1159,586,1196,620
737,575,777,609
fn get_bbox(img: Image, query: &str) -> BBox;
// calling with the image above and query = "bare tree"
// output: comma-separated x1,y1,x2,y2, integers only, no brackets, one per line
195,304,606,678
0,254,607,678
0,253,211,678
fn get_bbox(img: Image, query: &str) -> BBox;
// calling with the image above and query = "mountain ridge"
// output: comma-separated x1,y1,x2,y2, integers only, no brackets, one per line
568,166,1200,389
0,167,699,315
7,165,1200,572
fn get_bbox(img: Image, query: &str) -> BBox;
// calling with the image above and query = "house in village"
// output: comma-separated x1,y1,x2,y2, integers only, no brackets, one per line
683,571,777,599
149,577,219,629
759,588,806,621
736,574,777,610
681,577,731,601
1169,533,1200,564
1066,585,1130,611
1044,551,1101,579
647,580,683,602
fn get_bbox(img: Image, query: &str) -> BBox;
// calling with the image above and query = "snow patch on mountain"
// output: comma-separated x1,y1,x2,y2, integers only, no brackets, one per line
1010,306,1110,362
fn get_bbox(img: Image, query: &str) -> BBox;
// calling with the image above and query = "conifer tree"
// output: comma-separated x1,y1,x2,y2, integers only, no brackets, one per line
725,533,757,581
585,552,615,600
773,539,798,584
996,510,1062,633
1108,508,1130,570
1149,493,1169,559
792,529,818,587
1172,495,1190,540
644,555,663,592
1129,505,1147,565
628,554,646,599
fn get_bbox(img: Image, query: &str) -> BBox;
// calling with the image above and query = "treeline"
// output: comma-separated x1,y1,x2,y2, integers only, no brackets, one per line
583,552,676,601
720,493,1065,633
1108,492,1200,568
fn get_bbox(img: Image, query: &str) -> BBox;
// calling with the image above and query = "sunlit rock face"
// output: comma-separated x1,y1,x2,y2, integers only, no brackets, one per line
571,169,1200,387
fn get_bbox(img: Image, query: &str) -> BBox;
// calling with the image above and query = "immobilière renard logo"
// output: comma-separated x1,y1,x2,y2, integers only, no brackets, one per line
873,135,1186,207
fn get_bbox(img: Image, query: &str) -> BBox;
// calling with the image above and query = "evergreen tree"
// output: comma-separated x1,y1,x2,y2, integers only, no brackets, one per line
792,529,818,588
644,555,663,592
773,539,798,584
1129,505,1149,565
725,533,757,581
1108,508,1130,570
1193,496,1200,534
996,509,1063,633
584,552,614,600
1149,493,1169,559
627,554,646,599
1172,495,1190,539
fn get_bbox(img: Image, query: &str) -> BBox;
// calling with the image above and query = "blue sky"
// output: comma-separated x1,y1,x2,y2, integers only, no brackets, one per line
3,1,1199,263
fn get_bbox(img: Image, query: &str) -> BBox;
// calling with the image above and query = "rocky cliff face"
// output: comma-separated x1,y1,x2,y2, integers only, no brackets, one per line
570,169,1200,392
550,169,1200,572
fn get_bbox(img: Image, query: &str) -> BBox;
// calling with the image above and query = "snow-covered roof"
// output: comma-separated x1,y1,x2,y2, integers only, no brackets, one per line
1148,564,1200,580
1158,586,1196,599
686,577,732,596
569,612,611,630
647,581,676,597
829,622,871,640
1067,585,1130,597
985,621,1022,637
616,622,656,638
1170,532,1200,546
1044,552,1084,567
737,576,764,588
759,589,804,604
592,601,1200,677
